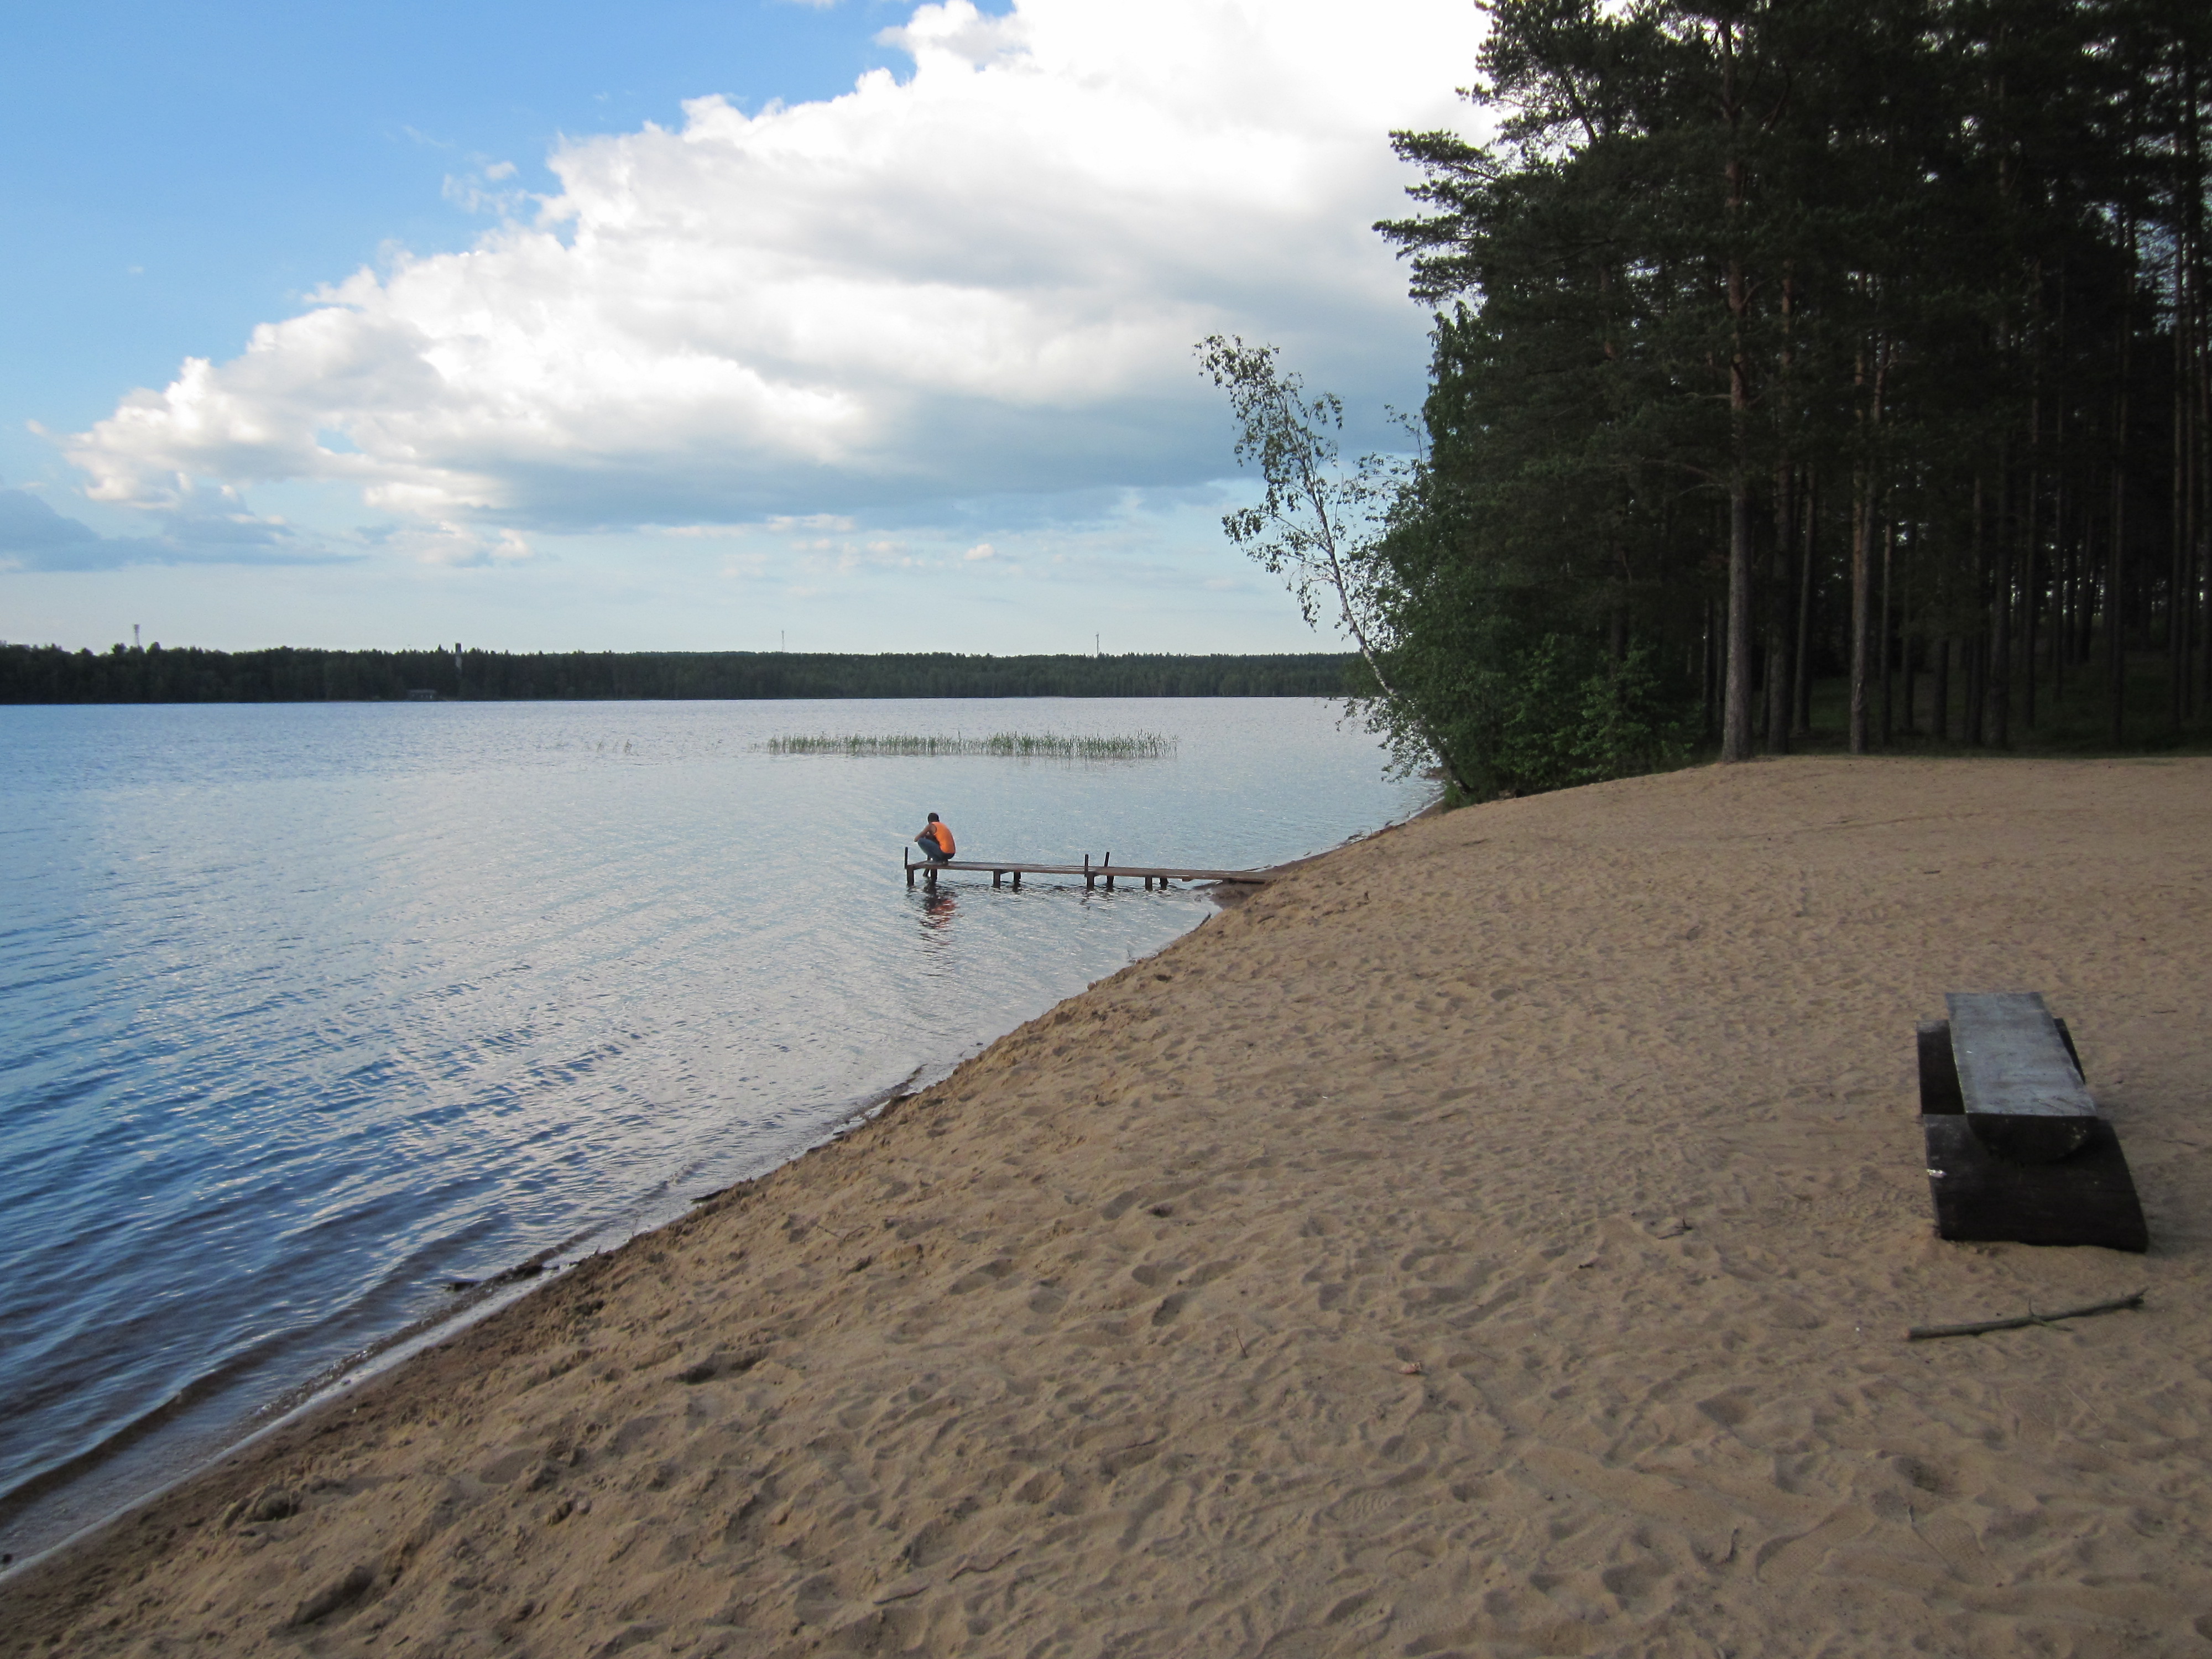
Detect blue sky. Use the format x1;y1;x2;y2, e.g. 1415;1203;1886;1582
1;1;1480;655
2;2;936;450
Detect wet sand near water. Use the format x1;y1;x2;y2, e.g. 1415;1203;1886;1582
6;755;2210;1657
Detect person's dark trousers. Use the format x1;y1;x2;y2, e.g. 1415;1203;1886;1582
921;843;952;862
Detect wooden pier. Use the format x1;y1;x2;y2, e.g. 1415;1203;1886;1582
904;851;1271;891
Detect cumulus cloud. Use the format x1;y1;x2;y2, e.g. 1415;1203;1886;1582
361;520;535;567
62;0;1480;549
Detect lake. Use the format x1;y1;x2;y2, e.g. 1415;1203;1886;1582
0;696;1425;1559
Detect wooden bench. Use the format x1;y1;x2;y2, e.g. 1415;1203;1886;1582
1916;992;2147;1252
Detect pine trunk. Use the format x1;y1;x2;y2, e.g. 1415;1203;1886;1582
1991;465;2012;749
1793;469;1817;736
1766;466;1794;753
1724;480;1755;762
1849;472;1872;754
1879;518;1895;747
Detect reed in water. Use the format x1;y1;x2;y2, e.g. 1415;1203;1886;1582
761;732;1175;760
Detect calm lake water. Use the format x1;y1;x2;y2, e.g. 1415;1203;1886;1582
0;697;1424;1558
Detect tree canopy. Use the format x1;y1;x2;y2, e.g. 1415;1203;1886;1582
1218;0;2212;799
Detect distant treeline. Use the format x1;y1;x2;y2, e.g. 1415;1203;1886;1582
0;644;1353;704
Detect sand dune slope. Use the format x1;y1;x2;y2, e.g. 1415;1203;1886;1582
7;756;2211;1658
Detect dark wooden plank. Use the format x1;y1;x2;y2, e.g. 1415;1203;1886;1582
1947;992;2098;1164
1923;1017;2084;1112
1921;1114;2148;1252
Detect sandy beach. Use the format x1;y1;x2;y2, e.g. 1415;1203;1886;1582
6;754;2210;1657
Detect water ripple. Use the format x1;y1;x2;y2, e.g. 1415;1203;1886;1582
0;697;1423;1554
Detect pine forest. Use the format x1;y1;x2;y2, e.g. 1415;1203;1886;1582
1220;0;2212;800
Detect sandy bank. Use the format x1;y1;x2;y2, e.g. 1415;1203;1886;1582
7;755;2210;1657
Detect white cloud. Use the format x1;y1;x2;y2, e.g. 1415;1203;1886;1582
963;541;995;560
353;519;534;567
441;158;529;217
764;513;858;533
64;0;1481;551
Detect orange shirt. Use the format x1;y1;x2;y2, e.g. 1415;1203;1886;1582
928;822;954;856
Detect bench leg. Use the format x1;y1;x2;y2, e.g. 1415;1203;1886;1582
1917;1021;1962;1114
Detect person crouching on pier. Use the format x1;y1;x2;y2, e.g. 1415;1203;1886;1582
915;813;956;863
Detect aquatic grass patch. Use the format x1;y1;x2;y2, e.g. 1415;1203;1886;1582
761;732;1176;760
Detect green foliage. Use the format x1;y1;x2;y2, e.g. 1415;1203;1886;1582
1201;315;1699;801
1196;336;1405;636
1199;334;1492;796
1347;611;1689;799
1352;0;2212;777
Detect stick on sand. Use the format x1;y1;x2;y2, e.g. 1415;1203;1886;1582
1906;1290;2146;1341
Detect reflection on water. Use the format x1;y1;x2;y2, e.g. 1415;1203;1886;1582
0;697;1423;1557
916;889;961;938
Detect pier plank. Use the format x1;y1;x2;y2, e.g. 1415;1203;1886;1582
905;855;1271;888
